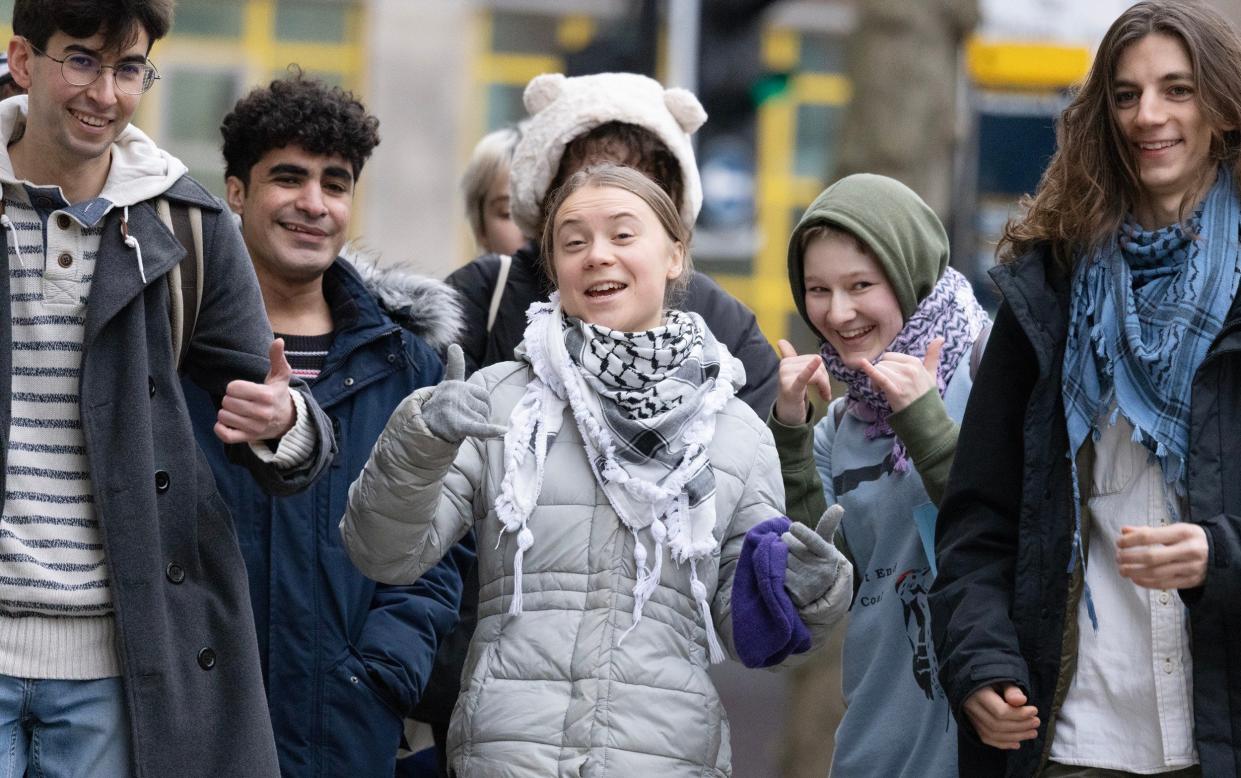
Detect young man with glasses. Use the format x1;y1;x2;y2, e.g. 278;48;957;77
0;1;335;776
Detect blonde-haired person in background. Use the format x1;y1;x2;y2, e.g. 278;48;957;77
461;124;526;257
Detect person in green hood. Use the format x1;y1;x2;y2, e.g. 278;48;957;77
769;173;990;777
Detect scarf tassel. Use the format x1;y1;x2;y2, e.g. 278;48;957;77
1067;462;1100;632
507;526;534;616
620;520;667;645
691;561;726;664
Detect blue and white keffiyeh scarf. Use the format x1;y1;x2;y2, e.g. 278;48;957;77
1060;166;1241;631
1063;166;1241;491
494;294;744;662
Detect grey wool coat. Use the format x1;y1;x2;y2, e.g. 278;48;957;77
342;361;850;778
0;175;334;777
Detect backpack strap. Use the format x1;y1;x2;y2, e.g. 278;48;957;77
970;321;991;380
156;199;205;371
486;253;512;334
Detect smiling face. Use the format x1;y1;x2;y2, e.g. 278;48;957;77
11;27;148;169
802;231;904;365
1114;33;1219;226
550;184;685;332
227;145;353;285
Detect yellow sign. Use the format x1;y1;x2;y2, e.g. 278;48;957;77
967;37;1092;90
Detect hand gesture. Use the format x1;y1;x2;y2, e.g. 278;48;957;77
963;684;1040;750
1117;523;1209;590
774;339;831;426
858;338;943;413
782;505;845;607
421;344;507;444
215;338;296;444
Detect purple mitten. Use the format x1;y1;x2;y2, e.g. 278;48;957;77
731;516;813;668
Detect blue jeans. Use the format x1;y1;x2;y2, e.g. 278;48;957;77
0;674;131;778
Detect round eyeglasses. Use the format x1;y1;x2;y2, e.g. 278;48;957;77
30;45;160;95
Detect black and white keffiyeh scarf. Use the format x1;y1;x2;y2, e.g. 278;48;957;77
494;294;744;662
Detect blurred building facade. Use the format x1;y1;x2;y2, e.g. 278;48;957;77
0;0;1239;343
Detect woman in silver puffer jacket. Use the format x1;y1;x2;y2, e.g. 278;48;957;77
341;165;850;777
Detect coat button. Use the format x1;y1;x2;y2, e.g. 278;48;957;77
57;252;73;268
387;354;397;364
165;562;185;584
154;470;170;492
55;214;70;230
197;647;216;670
343;377;355;387
148;377;156;397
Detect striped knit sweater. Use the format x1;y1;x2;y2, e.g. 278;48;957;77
0;184;116;679
280;332;334;383
0;98;323;681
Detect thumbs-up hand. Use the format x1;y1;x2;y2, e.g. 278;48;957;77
215;338;297;444
774;339;832;426
421;344;508;444
857;337;944;413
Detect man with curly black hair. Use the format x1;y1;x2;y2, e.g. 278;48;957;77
0;2;336;777
184;73;469;777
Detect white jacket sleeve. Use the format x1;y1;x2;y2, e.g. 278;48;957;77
340;379;486;585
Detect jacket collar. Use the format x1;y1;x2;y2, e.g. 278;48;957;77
988;245;1071;377
84;199;187;351
309;260;402;407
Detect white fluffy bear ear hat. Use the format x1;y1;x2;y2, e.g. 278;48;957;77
509;72;708;239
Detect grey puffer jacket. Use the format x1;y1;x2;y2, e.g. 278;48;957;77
342;361;849;778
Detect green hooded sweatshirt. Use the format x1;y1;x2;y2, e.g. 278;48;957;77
770;173;982;778
770;173;962;522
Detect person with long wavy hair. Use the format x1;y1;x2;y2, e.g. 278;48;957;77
929;2;1241;777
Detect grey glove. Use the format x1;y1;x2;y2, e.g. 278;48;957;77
782;504;845;608
421;344;507;444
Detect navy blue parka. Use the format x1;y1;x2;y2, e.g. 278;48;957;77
184;259;468;777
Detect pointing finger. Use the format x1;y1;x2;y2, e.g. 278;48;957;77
923;338;944;377
809;363;832;403
463;420;508;439
858;358;893;393
791;356;820;394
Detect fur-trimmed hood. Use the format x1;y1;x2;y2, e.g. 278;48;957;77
343;251;464;351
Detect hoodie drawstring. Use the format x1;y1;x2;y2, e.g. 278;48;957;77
0;198;23;268
121;205;147;285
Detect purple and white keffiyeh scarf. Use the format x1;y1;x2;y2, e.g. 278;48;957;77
819;266;989;471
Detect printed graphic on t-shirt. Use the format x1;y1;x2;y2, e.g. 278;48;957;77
854;563;947;704
895;566;944;702
833;453;898;497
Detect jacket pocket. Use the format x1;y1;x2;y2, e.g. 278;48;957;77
320;646;403;776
